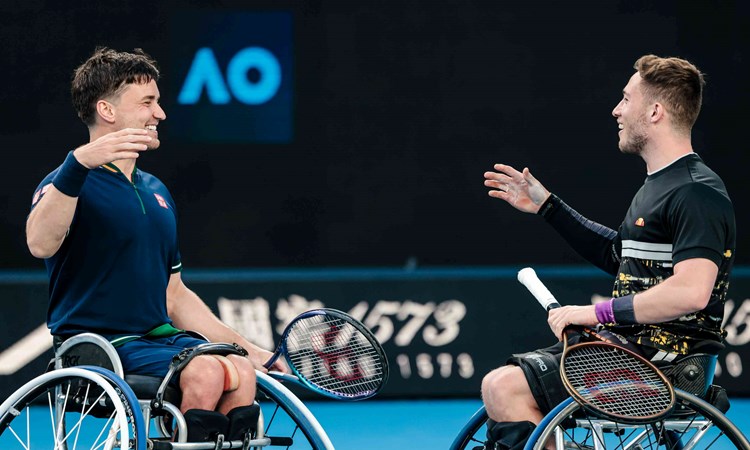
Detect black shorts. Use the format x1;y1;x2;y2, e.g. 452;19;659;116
506;341;568;414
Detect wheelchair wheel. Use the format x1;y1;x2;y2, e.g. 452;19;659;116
0;367;145;450
527;390;750;450
257;372;334;449
449;406;488;450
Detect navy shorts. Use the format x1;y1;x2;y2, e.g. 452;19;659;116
116;333;208;384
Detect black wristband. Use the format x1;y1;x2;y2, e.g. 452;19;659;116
52;151;90;197
612;294;637;325
537;193;559;219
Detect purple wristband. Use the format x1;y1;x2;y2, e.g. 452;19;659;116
595;298;615;324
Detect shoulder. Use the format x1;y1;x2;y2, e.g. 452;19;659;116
137;169;178;205
669;181;734;222
137;169;171;192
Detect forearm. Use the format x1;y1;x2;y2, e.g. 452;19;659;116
540;194;620;275
607;259;717;325
168;283;271;361
632;271;713;323
26;188;78;258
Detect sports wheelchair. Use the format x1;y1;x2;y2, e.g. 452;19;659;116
0;333;334;449
450;344;750;450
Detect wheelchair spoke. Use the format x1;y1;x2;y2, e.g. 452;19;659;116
5;423;29;450
1;370;139;450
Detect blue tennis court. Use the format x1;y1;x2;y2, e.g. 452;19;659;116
9;397;748;448
307;398;750;449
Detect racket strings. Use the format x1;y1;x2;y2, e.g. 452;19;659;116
563;345;673;421
285;314;385;397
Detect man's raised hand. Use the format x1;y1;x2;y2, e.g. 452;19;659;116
72;128;152;169
484;164;551;214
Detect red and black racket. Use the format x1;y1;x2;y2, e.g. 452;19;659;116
517;267;676;424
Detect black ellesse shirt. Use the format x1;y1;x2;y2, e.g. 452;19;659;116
542;153;736;354
610;154;735;350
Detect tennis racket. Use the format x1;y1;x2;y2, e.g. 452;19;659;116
517;267;676;424
264;308;388;401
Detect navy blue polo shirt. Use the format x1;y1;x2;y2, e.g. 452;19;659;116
31;156;182;337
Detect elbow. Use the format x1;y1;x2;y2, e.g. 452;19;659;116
686;290;712;314
26;235;59;259
27;243;55;259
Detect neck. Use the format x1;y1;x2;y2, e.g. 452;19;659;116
111;159;136;180
89;127;136;181
640;133;694;174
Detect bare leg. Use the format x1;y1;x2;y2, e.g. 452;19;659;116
482;365;543;423
216;355;257;414
179;355;225;412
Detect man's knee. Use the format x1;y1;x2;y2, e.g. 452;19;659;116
482;365;529;399
181;355;225;394
225;355;256;388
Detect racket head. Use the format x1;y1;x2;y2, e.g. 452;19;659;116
561;340;675;424
278;308;389;400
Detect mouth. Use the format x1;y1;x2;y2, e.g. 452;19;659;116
145;125;158;133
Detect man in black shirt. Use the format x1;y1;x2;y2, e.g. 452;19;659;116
480;55;736;449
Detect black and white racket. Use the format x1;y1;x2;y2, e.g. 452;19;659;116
264;308;388;401
518;267;676;424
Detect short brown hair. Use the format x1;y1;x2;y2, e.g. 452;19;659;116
71;47;160;126
634;55;705;133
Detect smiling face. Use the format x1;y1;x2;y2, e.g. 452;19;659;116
111;79;166;150
611;72;650;155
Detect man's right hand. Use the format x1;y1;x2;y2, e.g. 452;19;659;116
484;164;551;214
73;128;152;169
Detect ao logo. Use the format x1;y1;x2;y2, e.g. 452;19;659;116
178;47;282;105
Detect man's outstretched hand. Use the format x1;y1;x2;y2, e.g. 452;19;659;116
484;164;551;214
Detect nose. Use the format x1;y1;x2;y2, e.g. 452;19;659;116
612;100;622;118
154;102;167;121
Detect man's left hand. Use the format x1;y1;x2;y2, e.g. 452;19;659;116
547;305;598;341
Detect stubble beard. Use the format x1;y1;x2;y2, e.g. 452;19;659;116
618;117;648;156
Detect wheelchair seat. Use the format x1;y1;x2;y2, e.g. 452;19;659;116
53;333;183;406
655;345;721;399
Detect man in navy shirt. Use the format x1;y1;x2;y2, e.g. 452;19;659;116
27;47;283;439
480;55;735;449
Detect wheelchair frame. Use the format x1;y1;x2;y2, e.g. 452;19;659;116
0;333;335;450
450;357;750;450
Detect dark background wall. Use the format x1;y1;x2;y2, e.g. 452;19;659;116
1;0;748;270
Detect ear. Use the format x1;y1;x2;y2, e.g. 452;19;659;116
649;102;665;124
95;99;116;124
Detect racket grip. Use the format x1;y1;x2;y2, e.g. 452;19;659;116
517;267;561;311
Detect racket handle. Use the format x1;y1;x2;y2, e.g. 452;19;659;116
517;267;561;311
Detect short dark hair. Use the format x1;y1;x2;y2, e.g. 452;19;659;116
634;55;705;134
71;47;160;126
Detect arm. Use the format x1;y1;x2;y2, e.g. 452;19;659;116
546;257;717;340
26;129;152;258
26;186;79;258
484;164;619;274
630;258;717;323
166;272;285;372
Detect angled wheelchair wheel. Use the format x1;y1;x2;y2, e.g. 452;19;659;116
527;390;750;450
449;405;488;450
0;367;145;450
257;372;334;449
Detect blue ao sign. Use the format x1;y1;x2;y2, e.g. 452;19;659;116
168;12;293;143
